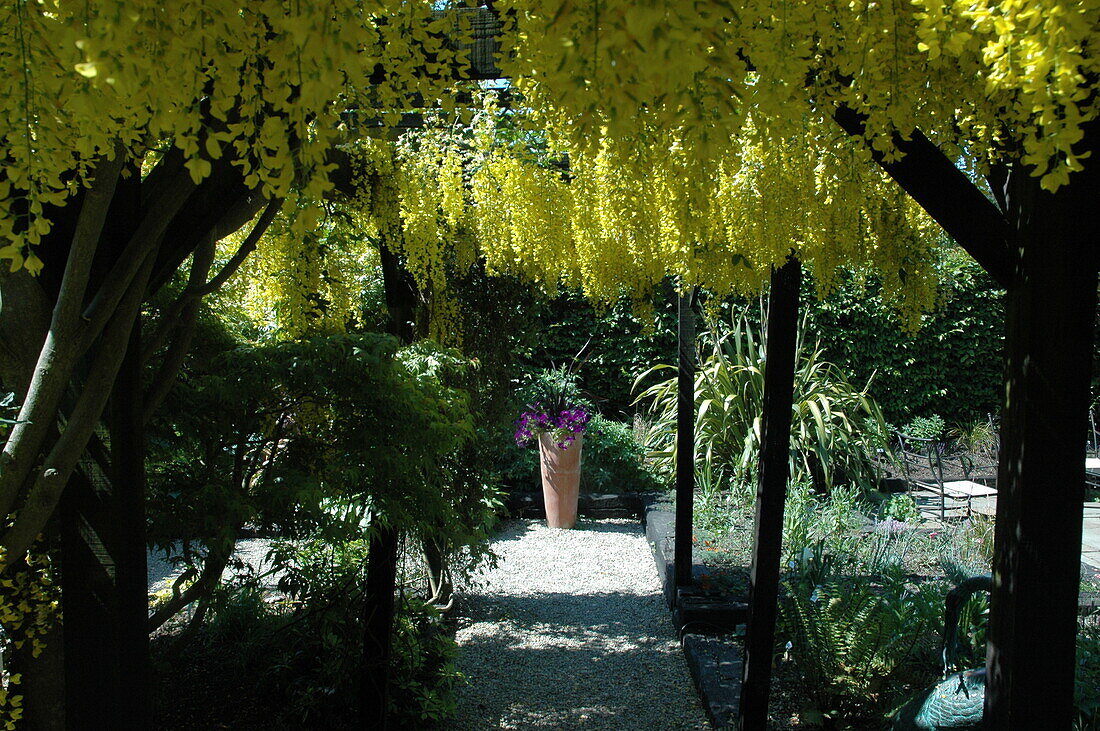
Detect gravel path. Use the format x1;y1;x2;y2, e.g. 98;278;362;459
147;539;281;594
450;518;710;729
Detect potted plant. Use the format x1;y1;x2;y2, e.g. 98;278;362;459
514;368;591;529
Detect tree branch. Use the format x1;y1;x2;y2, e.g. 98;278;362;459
80;170;197;346
1;248;156;560
196;198;281;297
0;151;125;522
0;269;51;394
147;536;235;633
140;198;280;424
147;160;260;295
141;236;216;426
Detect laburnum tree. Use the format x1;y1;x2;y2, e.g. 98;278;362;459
0;1;1097;728
405;5;1097;728
0;1;482;725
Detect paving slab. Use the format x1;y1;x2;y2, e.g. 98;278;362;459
912;491;1100;572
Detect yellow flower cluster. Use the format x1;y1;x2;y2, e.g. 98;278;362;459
498;0;1097;190
229;201;379;341
432;105;939;329
0;0;476;273
3;0;1093;323
0;546;61;728
911;0;1099;190
336;132;474;344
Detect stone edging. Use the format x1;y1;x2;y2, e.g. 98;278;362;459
643;499;745;729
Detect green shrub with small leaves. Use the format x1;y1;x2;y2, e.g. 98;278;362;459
879;494;922;524
262;537;462;728
804;250;1005;425
902;414;946;441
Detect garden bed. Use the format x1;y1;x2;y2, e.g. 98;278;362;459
644;488;1100;729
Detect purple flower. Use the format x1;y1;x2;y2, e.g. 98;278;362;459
874;518;908;535
514;403;591;448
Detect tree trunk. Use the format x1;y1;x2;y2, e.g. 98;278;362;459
380;241;419;344
361;524;399;730
423;535;452;607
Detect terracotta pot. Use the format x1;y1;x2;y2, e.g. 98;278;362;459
538;432;583;529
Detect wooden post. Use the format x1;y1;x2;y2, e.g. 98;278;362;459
113;319;149;728
675;288;697;590
59;165;147;728
740;257;801;729
987;146;1099;727
60;468;118;726
59;317;148;728
362;523;399;729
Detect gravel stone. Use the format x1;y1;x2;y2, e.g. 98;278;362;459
147;538;281;593
451;518;710;729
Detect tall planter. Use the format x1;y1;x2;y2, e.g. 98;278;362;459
538;433;583;529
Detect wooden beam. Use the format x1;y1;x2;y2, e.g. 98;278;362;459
61;469;122;725
362;523;400;729
59;162;147;728
112;319;149;728
832;106;1013;288
675;288;697;590
987;125;1100;726
740;256;801;729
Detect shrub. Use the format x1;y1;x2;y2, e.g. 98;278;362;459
940;517;995;582
804;250;1005;425
902;414;946;441
260;537;462;728
778;568;942;723
581;414;663;492
1077;620;1100;729
949;418;999;462
879;493;922;524
636;311;888;493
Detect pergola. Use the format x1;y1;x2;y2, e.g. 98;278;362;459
2;6;1096;730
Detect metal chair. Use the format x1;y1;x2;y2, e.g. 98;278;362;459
896;432;997;521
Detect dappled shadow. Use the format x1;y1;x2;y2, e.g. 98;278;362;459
450;518;708;729
452;590;707;730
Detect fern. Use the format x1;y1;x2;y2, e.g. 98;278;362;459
779;575;939;717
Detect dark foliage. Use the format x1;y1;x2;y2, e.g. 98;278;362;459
804;251;1005;425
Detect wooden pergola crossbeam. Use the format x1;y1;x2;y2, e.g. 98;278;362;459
831;106;1013;289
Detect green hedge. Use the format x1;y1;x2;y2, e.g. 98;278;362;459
804;249;1005;426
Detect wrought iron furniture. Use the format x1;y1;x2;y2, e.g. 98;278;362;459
895;433;998;521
